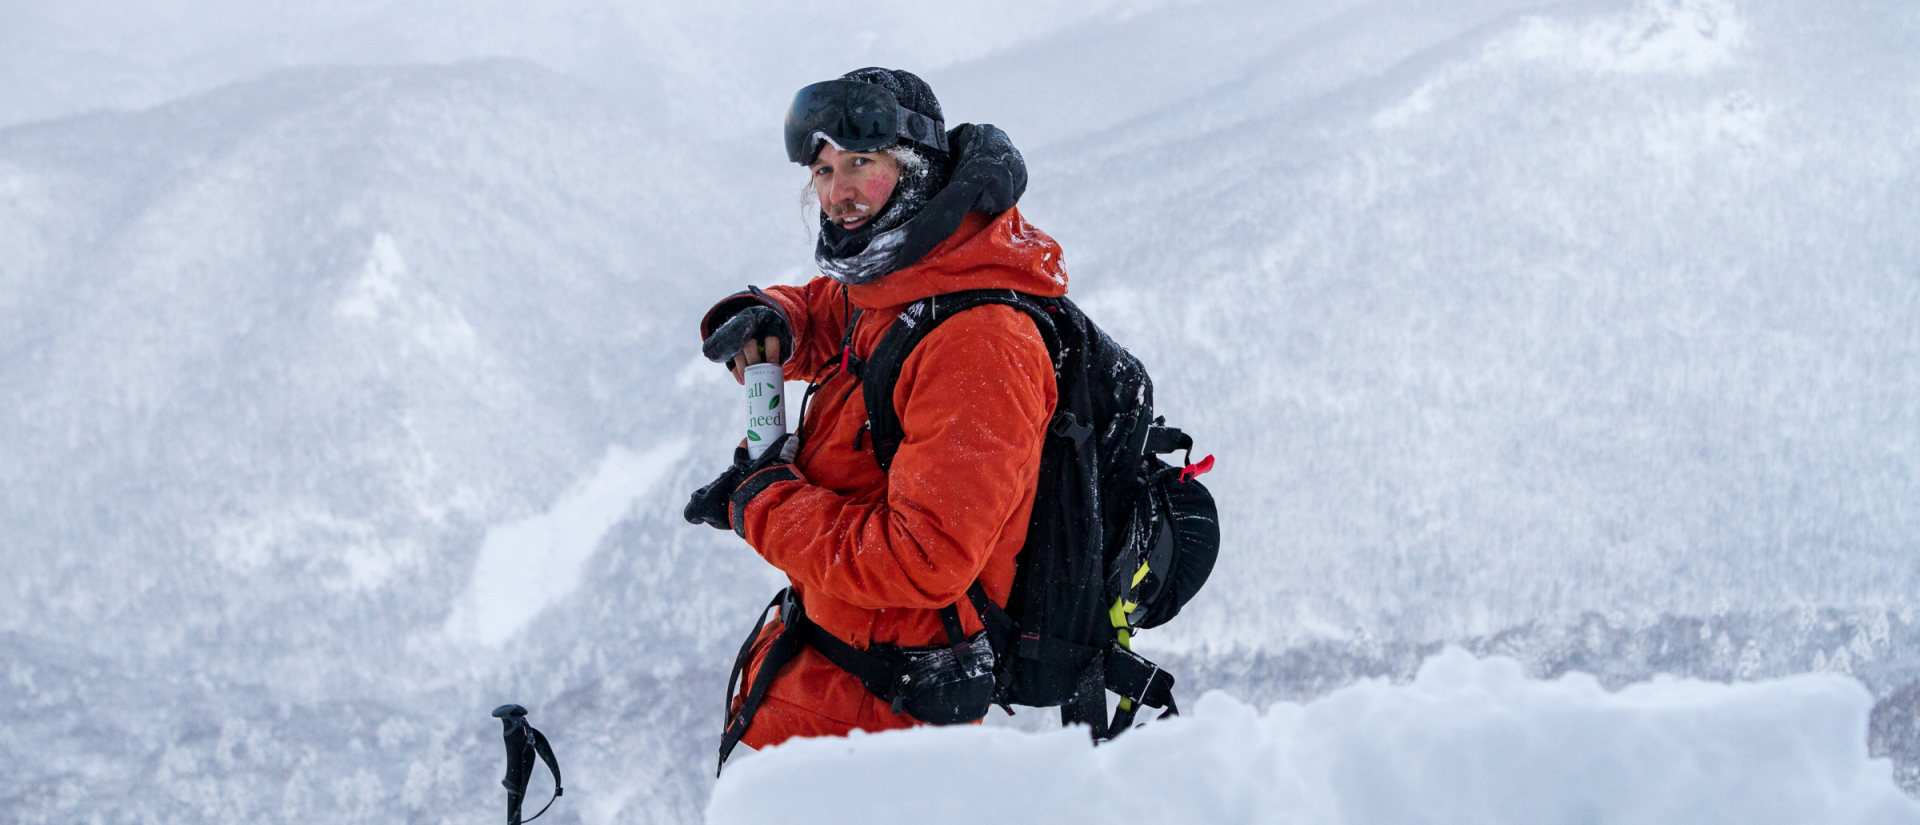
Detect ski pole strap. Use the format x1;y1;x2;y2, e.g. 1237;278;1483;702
492;704;563;825
719;589;808;776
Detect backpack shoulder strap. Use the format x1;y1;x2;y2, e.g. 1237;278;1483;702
857;289;1062;472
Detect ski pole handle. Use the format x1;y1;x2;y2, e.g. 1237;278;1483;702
491;703;561;824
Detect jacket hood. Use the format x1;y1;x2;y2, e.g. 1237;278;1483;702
816;123;1028;285
845;206;1068;311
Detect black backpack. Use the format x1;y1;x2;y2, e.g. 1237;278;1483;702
719;288;1219;773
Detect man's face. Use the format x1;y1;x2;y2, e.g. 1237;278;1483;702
810;144;899;232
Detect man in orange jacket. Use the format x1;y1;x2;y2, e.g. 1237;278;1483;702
683;67;1067;761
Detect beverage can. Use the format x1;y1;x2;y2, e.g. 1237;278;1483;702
743;362;786;459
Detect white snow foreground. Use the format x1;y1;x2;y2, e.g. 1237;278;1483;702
708;649;1919;825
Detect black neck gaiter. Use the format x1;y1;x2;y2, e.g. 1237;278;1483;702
816;148;948;283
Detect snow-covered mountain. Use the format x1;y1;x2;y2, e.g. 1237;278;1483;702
956;0;1920;648
0;0;1174;133
3;58;770;676
3;0;1915;822
0;58;787;823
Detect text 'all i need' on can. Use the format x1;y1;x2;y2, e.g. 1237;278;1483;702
743;362;786;459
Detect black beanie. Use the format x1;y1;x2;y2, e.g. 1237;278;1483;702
816;67;954;268
839;67;951;168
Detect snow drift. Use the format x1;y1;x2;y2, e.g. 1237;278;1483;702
711;650;1920;825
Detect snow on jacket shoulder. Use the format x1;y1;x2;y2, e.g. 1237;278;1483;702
701;206;1066;747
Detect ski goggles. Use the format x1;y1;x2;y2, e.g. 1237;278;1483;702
784;79;948;165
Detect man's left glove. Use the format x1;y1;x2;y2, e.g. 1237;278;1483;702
682;434;803;537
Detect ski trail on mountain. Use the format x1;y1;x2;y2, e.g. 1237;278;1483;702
446;439;691;647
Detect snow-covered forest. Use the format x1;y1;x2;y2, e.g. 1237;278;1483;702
3;1;1916;822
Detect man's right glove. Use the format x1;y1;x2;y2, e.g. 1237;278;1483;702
701;304;793;365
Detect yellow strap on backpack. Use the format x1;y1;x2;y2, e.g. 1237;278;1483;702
1109;561;1152;710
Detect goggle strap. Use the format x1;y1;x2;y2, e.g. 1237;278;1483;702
897;108;948;153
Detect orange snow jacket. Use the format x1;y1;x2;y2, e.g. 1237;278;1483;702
700;207;1067;749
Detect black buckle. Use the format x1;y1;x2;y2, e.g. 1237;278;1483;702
1050;412;1093;445
778;589;801;625
1144;425;1191;455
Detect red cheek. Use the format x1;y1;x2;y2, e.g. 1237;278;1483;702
859;174;897;204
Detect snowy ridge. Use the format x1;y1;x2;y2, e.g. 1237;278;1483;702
712;650;1920;825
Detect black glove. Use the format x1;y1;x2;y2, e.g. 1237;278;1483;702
683;449;750;530
727;434;803;538
702;304;793;365
683;434;803;535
